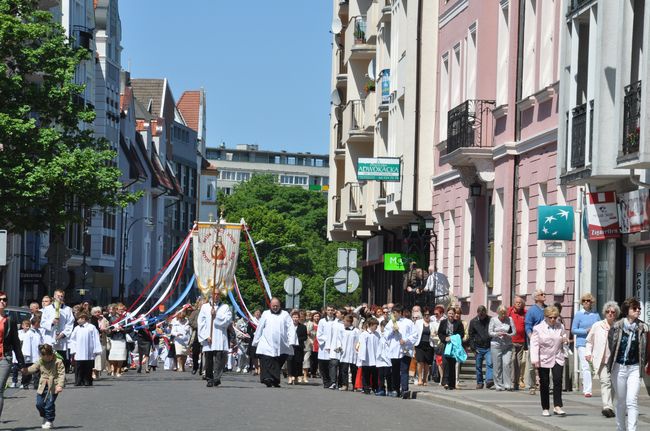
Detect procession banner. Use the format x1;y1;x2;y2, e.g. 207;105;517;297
618;189;649;234
192;220;242;298
585;191;620;240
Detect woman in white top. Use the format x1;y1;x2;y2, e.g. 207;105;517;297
585;300;619;418
171;310;192;372
488;305;516;391
414;309;435;385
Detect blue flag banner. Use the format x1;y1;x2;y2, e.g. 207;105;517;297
537;205;575;241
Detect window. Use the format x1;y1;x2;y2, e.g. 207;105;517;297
102;212;116;230
294;176;307;185
451;44;461;108
496;2;510;106
539;0;555;88
518;188;530;294
221;171;236;181
439;53;450;140
465;23;477;101
521;0;537;98
206;183;213;200
280;175;293;184
315;159;324;167
102;235;115;256
287;157;296;165
236;172;250;181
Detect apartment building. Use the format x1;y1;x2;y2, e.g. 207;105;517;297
558;0;649;313
327;0;438;305
206;145;329;196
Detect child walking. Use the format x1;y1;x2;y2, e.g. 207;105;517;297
22;344;65;429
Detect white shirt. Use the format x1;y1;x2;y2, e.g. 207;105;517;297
171;318;191;347
198;302;232;352
69;323;102;361
339;326;360;364
327;320;345;360
316;317;335;360
375;331;392;367
21;328;44;364
41;303;74;350
385;317;418;359
357;330;380;366
252;310;296;357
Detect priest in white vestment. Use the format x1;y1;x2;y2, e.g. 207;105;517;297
41;289;75;372
252;298;296;387
198;298;232;387
69;313;102;386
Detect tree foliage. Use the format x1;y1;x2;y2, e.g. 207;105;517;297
0;0;138;233
218;174;361;311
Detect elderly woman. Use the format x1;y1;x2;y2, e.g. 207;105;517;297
489;305;516;391
436;307;465;390
90;306;109;379
107;303;129;377
585;301;619;418
530;306;568;417
607;297;649;431
572;293;600;397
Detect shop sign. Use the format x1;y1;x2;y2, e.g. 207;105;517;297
585;192;620;240
537;206;574;241
618;189;649;234
383;253;417;271
357;158;400;181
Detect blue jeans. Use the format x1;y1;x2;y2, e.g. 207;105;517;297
36;385;58;423
475;347;493;384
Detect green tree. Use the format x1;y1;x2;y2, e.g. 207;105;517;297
0;0;137;234
218;174;361;310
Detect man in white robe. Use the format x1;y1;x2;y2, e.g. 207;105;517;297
316;305;335;388
252;298;296;387
40;289;75;373
69;313;102;386
198;297;232;387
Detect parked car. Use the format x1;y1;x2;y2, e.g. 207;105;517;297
6;306;31;328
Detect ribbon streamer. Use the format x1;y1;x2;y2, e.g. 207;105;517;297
133;275;196;330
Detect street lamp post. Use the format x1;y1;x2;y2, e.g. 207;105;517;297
119;216;152;303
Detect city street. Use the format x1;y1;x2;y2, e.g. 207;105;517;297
1;371;509;431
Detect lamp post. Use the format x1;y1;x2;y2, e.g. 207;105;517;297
119;216;153;303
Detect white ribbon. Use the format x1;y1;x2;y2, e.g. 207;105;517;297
243;221;273;300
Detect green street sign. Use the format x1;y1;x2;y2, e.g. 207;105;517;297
538;205;574;241
357;157;400;181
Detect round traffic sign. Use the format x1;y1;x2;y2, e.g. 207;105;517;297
283;276;303;295
333;269;359;293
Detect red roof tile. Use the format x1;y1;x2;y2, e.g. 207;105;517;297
177;91;201;132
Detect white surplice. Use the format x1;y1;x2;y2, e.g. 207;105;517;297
357;329;380;367
197;302;232;352
41;303;74;350
339;327;360;364
252;310;296;357
69;323;102;361
21;328;44;364
316;317;334;360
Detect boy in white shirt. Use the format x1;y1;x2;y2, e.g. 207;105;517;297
357;317;380;394
22;315;45;389
375;319;393;396
338;314;359;391
11;319;31;388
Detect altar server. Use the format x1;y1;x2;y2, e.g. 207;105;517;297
69;312;102;386
338;314;359;390
357;317;380;394
198;296;232;388
252;298;296;387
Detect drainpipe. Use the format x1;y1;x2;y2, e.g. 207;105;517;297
411;0;425;253
509;157;519;306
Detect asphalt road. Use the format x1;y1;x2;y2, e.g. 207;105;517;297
1;371;510;431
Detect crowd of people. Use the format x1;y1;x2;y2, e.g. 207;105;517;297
0;288;648;430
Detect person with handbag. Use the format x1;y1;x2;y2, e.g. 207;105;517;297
607;297;649;431
436;307;464;390
530;306;569;417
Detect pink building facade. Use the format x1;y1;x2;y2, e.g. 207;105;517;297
432;0;577;317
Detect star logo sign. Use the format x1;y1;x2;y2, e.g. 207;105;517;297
543;212;565;237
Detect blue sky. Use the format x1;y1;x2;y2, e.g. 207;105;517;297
120;0;333;155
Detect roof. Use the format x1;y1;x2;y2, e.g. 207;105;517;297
134;132;174;192
119;134;147;182
131;79;165;118
177;91;201;132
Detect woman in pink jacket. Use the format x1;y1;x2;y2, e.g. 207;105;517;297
530;306;569;417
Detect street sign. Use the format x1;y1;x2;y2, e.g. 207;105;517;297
0;230;6;266
286;294;300;309
337;248;357;269
283;276;303;295
333;269;359;293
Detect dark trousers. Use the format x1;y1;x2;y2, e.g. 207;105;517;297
36;385;58;422
74;360;93;386
287;347;304;378
400;356;411;393
17;363;34;387
259;354;288;386
56;350;70;374
339;362;357;388
192;338;202;372
442;355;457;388
539;364;564;410
390;358;401;392
361;365;378;393
328;359;340;387
309;350;318;377
378;366;392;391
318;359;331;388
204;350;227;384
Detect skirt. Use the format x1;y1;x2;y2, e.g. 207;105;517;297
302;349;311;369
415;343;434;364
174;341;188;356
108;339;127;361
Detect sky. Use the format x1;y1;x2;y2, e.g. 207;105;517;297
120;0;333;155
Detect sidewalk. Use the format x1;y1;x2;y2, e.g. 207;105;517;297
413;380;650;431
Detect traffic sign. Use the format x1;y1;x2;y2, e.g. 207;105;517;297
337;248;357;269
286;294;300;309
283;276;303;295
333;269;359;293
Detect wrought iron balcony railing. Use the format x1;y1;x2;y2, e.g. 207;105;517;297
446;99;496;154
571;103;587;168
567;0;594;15
623;80;641;155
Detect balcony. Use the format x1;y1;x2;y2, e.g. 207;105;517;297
570;103;587;168
343;99;373;143
333;122;345;160
341;182;365;221
345;16;374;61
73;26;93;52
336;49;347;85
622;80;641;156
567;0;595;16
380;0;392;22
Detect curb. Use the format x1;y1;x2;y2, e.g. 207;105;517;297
415;391;565;431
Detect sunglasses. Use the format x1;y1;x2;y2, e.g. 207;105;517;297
631;307;641;311
582;299;592;303
605;310;616;315
0;297;8;302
